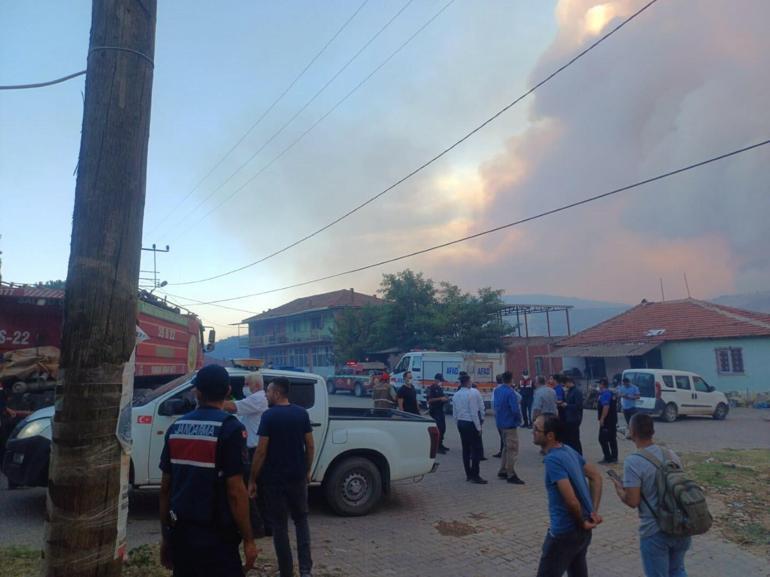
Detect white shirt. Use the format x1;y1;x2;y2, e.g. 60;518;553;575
452;387;484;430
234;390;268;448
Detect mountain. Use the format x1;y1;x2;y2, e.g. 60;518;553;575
502;294;630;337
711;290;770;314
206;335;248;362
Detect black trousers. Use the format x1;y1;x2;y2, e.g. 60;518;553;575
263;480;312;577
521;397;533;427
598;425;618;461
429;410;446;445
246;447;270;534
537;528;592;577
563;423;583;455
457;420;482;479
623;408;638;425
170;524;243;577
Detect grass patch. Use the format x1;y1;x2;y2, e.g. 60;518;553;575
683;449;770;556
0;546;40;577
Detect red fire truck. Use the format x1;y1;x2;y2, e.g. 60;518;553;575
0;283;213;410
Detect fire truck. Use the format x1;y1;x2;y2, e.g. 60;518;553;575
0;283;214;411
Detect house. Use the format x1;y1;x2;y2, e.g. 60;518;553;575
242;288;383;377
551;298;770;393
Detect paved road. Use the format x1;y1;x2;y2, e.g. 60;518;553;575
2;397;768;576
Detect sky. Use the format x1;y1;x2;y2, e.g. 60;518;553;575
2;0;769;338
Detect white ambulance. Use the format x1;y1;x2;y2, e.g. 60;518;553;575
390;351;505;408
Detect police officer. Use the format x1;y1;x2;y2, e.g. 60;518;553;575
159;364;258;576
426;373;450;453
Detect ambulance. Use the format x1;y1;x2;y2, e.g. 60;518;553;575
390;351;505;408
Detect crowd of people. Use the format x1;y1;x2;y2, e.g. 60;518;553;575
158;364;706;577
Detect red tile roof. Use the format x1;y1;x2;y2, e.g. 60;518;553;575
243;289;384;322
557;298;770;347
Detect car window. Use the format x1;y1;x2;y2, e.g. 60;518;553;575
675;376;691;390
394;357;409;373
230;375;246;400
692;376;710;393
264;376;316;409
662;375;674;389
634;373;655;397
132;373;193;406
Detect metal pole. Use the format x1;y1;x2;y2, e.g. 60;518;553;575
566;308;572;336
524;312;530;374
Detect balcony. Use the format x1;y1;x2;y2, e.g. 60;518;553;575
249;330;330;348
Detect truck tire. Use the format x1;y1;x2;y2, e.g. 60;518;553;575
354;383;364;398
713;402;729;420
324;457;382;516
662;402;678;423
327;380;336;395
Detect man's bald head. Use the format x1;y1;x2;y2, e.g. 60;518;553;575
245;372;264;393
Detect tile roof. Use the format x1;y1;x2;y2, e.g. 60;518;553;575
242;289;384;323
557;298;770;347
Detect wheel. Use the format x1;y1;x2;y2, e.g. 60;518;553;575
662;402;678;422
354;383;363;398
713;402;729;420
326;379;336;395
323;457;383;516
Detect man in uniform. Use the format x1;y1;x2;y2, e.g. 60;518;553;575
159;364;257;577
371;373;397;409
519;370;534;428
596;378;618;464
426;373;450;453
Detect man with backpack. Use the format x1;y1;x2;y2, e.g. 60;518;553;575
609;413;711;577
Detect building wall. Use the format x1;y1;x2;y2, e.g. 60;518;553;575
505;340;563;377
660;337;770;394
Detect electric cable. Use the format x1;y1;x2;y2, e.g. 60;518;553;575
170;0;659;286
176;138;770;305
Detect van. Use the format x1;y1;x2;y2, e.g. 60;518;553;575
621;369;729;422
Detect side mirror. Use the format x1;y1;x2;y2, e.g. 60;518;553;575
206;329;216;352
158;398;191;416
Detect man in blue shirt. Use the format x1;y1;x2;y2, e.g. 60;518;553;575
249;377;315;577
493;371;524;484
596;378;618;464
618;377;641;425
532;414;603;577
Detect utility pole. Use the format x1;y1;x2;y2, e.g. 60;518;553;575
43;2;156;576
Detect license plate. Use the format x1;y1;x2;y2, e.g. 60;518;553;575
12;452;24;465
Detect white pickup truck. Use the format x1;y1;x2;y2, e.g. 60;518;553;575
2;368;439;516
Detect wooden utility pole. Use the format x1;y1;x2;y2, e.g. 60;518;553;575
43;2;156;576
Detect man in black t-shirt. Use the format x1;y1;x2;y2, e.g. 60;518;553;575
426;373;450;453
249;377;314;577
396;371;420;415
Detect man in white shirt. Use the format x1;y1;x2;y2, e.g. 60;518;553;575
224;372;268;451
223;371;269;535
452;373;487;484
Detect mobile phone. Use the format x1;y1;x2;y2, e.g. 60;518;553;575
606;469;621;482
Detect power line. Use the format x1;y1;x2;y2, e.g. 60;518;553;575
0;69;86;90
170;0;659;286
146;0;371;236
178;0;457;242
175;138;770;305
156;290;259;315
161;0;415;240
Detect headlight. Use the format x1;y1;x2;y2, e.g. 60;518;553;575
16;418;52;440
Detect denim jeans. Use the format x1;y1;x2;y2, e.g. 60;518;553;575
640;531;691;577
263;480;312;577
536;528;592;577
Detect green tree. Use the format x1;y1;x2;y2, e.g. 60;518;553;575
377;270;438;350
331;305;385;363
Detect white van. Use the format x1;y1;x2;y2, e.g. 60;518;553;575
621;369;729;422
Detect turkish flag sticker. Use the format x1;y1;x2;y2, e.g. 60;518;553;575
137;415;153;425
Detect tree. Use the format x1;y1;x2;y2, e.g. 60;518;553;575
36;280;66;289
377;270;438;350
43;2;157;576
331;305;385;363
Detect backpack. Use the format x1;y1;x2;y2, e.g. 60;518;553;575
637;448;712;537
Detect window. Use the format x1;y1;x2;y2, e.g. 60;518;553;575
715;348;744;374
634;373;655;397
534;357;544;376
264;376;316;409
394;356;410;373
311;316;323;330
675;376;691;390
693;376;711;393
662;375;674;389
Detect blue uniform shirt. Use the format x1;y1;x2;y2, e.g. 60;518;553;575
554;384;565;402
160;407;247;528
543;445;594;535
